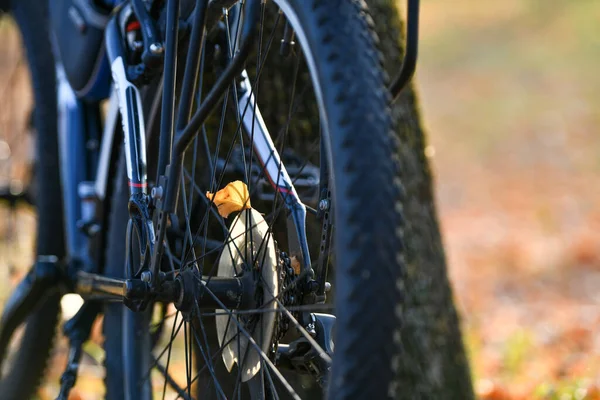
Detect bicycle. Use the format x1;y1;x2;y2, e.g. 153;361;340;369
0;0;419;398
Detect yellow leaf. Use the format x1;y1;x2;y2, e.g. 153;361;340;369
206;181;251;218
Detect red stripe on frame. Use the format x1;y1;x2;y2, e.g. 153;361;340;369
126;21;141;32
128;181;147;188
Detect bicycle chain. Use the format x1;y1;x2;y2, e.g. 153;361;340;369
269;248;302;358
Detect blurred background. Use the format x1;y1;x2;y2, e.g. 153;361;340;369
1;0;600;398
419;0;600;398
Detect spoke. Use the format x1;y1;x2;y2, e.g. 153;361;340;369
200;303;334;316
201;123;214;177
273;296;331;363
188;321;194;398
196;42;215;179
179;5;284;273
177;329;241;396
283;46;303;153
176;205;314;307
149;310;179;330
139;313;184;389
165;233;182;271
243;1;270;285
264;363;280;400
182;168;229;234
154;358;193;400
225;5;249;186
180;84;232;271
188;318;228;399
244;220;334;367
260;42;305;229
186;196;289;279
196;278;302;400
192;124;320;274
229;304;246;400
180;171;199;270
209;90;319;278
251;226;332;364
160;3;335;399
193;296;230;398
185;41;207;233
184;321;192;398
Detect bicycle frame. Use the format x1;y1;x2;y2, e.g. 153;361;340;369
72;0;312;303
0;0;420;387
0;0;421;396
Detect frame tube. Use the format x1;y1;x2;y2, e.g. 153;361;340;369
156;0;181;182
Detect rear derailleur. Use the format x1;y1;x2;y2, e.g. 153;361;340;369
277;313;336;388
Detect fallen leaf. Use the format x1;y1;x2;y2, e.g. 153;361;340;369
206;181;251;218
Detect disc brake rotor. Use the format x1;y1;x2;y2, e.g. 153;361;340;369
216;208;278;382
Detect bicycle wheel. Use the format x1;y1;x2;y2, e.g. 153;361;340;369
104;0;404;398
0;0;64;399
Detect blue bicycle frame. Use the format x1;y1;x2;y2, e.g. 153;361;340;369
0;0;420;396
55;0;312;287
53;0;419;288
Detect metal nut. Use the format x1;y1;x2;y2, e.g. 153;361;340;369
149;42;164;54
318;199;330;211
141;271;152;283
151;186;163;200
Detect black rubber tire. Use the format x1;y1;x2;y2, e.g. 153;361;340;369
277;1;404;398
105;0;404;399
102;152;129;400
0;1;65;399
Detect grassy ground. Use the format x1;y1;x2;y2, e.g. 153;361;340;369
2;0;600;398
